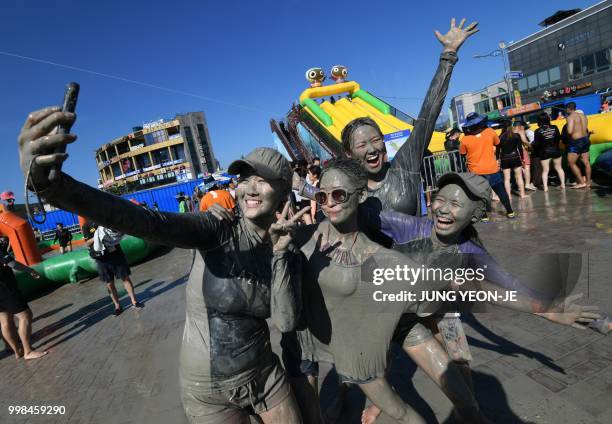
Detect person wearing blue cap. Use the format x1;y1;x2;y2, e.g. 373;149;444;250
459;112;515;220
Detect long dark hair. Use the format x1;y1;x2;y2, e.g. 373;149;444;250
537;112;551;127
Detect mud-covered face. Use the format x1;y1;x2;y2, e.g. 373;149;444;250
348;125;386;175
431;184;480;238
236;169;285;222
319;169;364;226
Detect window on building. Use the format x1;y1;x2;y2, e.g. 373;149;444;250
474;99;491;115
107;148;116;159
172;144;186;161
111;163;121;177
568;58;581;80
152;129;168;144
196;124;208;143
549;66;561;84
184;126;194;143
151;149;169;165
518;77;528;92
595;48;611;72
144;133;155;146
493;94;511;109
538;70;549;88
581;53;595;75
527;74;538;92
183;126;202;175
135;154;151;169
116;141;129;155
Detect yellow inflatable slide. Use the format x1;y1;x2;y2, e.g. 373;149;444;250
299;81;447;154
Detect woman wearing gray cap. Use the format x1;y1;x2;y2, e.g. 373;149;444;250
17;108;307;423
360;170;600;422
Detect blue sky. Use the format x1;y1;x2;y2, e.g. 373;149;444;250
0;0;596;197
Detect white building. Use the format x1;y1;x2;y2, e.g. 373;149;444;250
449;81;512;127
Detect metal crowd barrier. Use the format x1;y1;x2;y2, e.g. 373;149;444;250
421;150;467;193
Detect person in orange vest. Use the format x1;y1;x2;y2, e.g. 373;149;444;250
199;181;236;212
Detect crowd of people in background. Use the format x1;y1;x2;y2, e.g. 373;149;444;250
443;101;595;221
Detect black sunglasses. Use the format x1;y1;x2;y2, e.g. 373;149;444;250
314;189;360;205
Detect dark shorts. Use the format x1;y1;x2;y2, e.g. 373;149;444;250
0;276;28;314
96;247;130;283
181;354;291;424
568;137;590;154
539;149;562;160
392;314;433;347
500;156;523;170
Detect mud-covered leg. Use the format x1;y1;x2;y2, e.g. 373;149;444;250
358;378;425;424
259;391;302;424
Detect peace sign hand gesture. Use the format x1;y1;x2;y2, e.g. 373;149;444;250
269;201;310;253
435;18;479;54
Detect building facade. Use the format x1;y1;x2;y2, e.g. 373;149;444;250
449;81;512;127
508;1;612;107
95;112;218;194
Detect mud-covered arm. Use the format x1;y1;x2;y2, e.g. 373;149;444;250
18;107;228;251
393;51;459;172
460;279;600;328
466;249;545;299
270;247;302;332
360;207;428;244
37;173;226;250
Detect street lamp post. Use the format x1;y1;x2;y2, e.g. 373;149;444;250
474;41;515;108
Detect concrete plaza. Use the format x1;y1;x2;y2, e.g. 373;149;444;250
1;186;611;423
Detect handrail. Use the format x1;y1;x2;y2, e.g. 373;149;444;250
299;81;361;103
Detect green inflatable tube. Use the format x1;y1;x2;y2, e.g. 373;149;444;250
301;98;333;126
15;236;159;297
352;90;391;115
589;142;612;165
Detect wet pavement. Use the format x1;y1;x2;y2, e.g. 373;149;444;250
0;186;611;424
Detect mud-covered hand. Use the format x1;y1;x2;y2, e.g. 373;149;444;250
207;203;235;222
18;107;77;189
269;201;310;253
435;18;479;53
539;293;601;329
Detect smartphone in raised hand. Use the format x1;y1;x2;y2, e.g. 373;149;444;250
48;82;79;182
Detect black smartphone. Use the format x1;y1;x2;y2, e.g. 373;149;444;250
49;82;79;182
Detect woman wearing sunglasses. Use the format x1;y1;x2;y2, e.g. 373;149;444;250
17;108;306;424
293;158;445;424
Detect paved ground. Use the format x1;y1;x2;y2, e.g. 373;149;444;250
0;186;610;424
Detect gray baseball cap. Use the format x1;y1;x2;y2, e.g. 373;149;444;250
437;172;492;207
228;148;292;190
